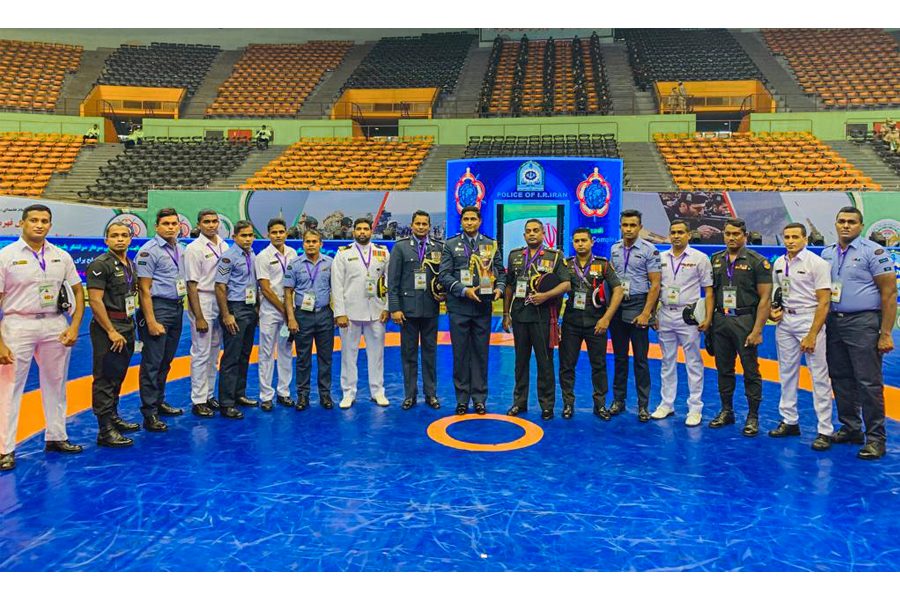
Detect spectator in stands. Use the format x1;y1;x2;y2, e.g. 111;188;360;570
255;125;273;150
666;87;679;114
677;81;688;113
880;121;899;152
124;126;144;150
84;124;100;143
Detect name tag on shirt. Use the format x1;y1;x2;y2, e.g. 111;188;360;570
175;277;187;297
125;294;137;317
574;291;587;310
38;283;55;308
366;279;377;298
621;278;631;298
831;282;842;303
782;277;791;298
723;286;737;310
515;279;527;299
245;287;256;305
414;270;427;290
665;286;681;305
301;292;315;312
460;269;473;287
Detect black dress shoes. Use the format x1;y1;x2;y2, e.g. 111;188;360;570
456;403;468;415
811;434;832;451
45;440;83;453
276;395;295;408
541;409;554;420
0;452;15;471
742;416;760;437
320;398;334;410
157;402;184;416
111;415;141;432
769;422;801;437
192;404;215;418
425;396;441;410
858;441;886;460
401;398;417;410
507;405;526;416
220;407;244;420
832;428;865;445
474;403;487;415
562;405;574;419
261;400;274;412
709;410;735;428
97;428;133;448
207;398;220;410
593;406;611;421
609;400;626;416
637;407;650;423
237;396;258;407
143;415;168;432
296;397;310;411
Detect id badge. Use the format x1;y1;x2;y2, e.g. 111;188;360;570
723;286;738;310
515;279;527;299
782;277;791;298
365;278;377;298
460;269;473;287
574;291;587;310
831;282;842;303
125;294;137;317
479;275;493;295
665;286;681;305
245;287;256;305
279;325;291;339
301;292;315;312
621;278;631;298
38;282;55;307
414;269;427;291
175;276;187;297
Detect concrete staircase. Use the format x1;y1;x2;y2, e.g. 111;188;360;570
409;145;465;191
826;140;900;190
296;43;375;119
41;143;126;201
729;30;817;112
434;45;491;118
618;142;675;191
56;48;116;116
601;43;656;115
181;50;246;119
208;145;288;189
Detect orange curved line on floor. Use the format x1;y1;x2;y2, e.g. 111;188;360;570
426;414;544;452
15;332;900;444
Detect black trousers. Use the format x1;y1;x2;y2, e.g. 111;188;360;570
219;302;258;408
448;311;491;406
609;309;651;409
826;311;886;443
511;318;555;411
559;318;609;408
90;319;135;428
400;316;438;400
293;306;334;401
139;298;183;419
712;312;762;414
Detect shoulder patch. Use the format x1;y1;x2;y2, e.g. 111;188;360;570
763;260;771;269
875;248;885;255
339;246;352;252
140;252;150;257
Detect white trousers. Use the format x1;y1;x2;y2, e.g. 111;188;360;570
776;310;834;435
258;310;293;401
339;319;385;400
656;307;704;413
188;292;221;405
0;314;71;454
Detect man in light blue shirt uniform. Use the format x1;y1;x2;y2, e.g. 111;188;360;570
214;220;260;419
285;229;335;411
821;206;897;460
136;208;188;431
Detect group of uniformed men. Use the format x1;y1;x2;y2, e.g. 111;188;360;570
0;203;895;471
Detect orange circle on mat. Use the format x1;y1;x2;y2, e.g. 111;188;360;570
426;414;544;452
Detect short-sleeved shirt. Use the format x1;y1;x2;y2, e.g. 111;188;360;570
772;249;831;310
136;235;186;300
561;254;621;326
505;246;567;323
0;238;81;316
660;246;713;307
184;235;229;293
609;237;661;297
255;243;298;316
285;253;333;310
214;245;258;302
710;247;773;309
86;251;137;328
821;237;895;313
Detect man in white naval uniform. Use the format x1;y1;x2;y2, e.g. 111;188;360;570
331;217;390;409
768;222;834;451
255;217;298;411
184;209;230;418
0;204;86;471
651;219;714;426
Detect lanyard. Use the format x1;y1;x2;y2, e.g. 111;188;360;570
784;254;792;277
162;243;180;269
206;241;222;259
416;237;428;263
304;259;321;285
574;255;593;285
622;245;634;274
669;251;687;279
29;245;46;272
124;259;134;289
523;247;542;273
275;251;287;274
356;243;372;271
836;245;851;276
462;236;478;258
243;251;253;278
726;254;738;284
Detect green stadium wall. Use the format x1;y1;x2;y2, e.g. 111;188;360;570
0;112;105;136
140;118;355;146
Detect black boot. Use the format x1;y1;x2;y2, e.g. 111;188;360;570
97;427;133;448
110;415;141;432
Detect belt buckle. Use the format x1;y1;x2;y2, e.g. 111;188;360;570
35;313;47;320
722;308;733;316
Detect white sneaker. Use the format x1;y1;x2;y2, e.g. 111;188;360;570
373;395;390;407
685;412;702;427
339;397;354;410
650;406;674;420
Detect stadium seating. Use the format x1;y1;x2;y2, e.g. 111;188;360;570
0;39;82;113
340;33;475;94
866;135;900;176
206;42;354;118
0;132;82;197
80;137;253;205
96;42;220;98
464;133;619;158
243;137;433;191
479;34;611;117
622;29;764;91
762;28;900;109
655;131;880;191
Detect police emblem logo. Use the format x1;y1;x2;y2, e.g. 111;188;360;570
517;160;545;192
454;167;486;214
575;167;611;218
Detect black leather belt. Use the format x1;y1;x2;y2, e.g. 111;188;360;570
833;309;879;318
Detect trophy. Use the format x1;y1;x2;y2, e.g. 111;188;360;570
422;251;446;302
469;242;496;296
